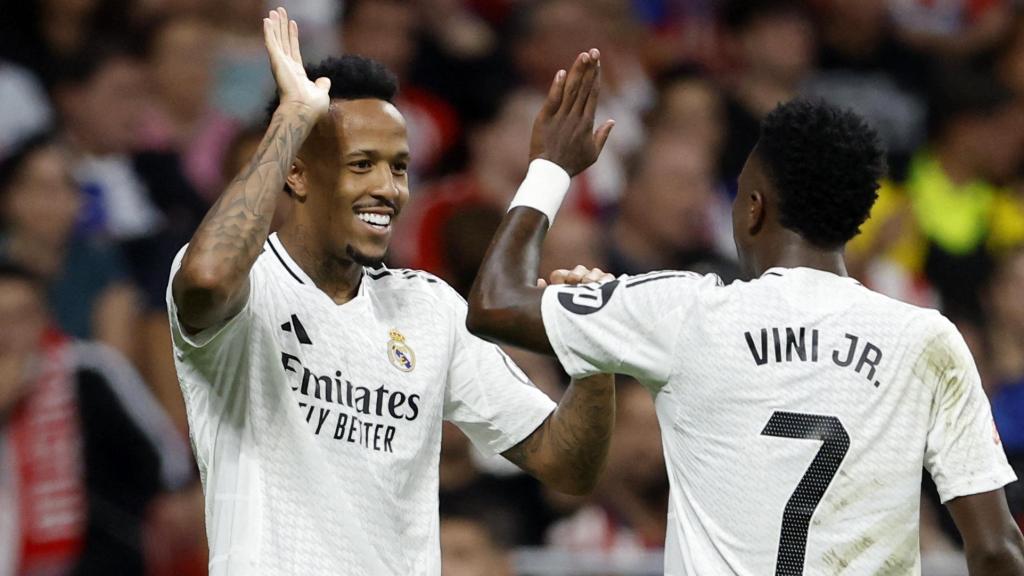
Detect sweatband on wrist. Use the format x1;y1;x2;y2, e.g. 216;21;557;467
508;159;571;227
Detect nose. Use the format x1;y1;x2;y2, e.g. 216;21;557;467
370;163;402;203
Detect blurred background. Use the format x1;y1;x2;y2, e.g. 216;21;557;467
0;0;1023;574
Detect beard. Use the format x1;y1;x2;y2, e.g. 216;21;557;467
346;244;386;268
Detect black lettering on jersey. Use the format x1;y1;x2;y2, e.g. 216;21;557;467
785;328;806;362
745;327;820;366
388;391;407;419
833;334;858;367
557;280;620;315
406;394;420;421
831;333;885;387
280;314;313;345
745;329;769;366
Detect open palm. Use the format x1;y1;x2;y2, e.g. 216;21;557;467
264;7;330;119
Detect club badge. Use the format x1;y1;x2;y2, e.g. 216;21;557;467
388;329;415;372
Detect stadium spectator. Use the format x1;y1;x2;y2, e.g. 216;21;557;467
548;378;668;554
508;0;650;207
719;0;816;185
140;15;240;201
339;0;461;179
208;0;276;124
51;43;205;308
395;89;601;282
440;513;513;576
0;261;193;575
439;422;561;547
606;132;737;279
649;67;726;162
803;0;931;176
0;132;141;364
900;67;1024;323
890;0;1015;58
988;248;1024;454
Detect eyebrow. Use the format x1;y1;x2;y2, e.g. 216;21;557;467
345;149;411;159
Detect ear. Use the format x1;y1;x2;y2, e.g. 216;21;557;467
286;157;307;200
748;189;766;236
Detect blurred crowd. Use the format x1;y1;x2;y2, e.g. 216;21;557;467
1;0;1024;574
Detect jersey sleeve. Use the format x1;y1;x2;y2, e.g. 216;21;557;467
165;245;261;400
541;271;720;385
923;318;1017;503
441;289;556;456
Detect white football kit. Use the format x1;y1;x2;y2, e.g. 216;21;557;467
167;233;555;576
541;267;1016;576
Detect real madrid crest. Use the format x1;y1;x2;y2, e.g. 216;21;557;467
387;328;415;372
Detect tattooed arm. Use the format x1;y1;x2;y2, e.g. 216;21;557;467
502;373;615;495
173;7;330;332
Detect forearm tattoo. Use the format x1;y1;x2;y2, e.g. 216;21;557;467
504;375;614;490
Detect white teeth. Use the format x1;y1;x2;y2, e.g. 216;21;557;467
356;213;391;227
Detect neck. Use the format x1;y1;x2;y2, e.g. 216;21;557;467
751;230;848;277
277;224;363;304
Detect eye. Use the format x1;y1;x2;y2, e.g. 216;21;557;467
349;159;373;172
392;161;409;175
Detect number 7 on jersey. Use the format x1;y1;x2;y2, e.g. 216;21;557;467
761;411;850;576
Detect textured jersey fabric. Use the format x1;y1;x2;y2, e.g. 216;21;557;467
167;233;555;576
542;267;1016;575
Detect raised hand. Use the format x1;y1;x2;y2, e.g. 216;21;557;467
264;7;330;119
529;49;615;177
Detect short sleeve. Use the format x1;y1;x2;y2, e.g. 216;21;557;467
923;320;1017;503
442;290;556;456
166;245;256;354
541;271;720;385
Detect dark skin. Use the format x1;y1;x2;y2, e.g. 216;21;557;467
173;9;613;495
467;53;1024;575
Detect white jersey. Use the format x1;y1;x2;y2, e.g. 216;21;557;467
167;233;555;576
541;267;1016;576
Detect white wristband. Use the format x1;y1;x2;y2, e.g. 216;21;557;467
508;159;571;227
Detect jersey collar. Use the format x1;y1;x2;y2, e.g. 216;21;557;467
266;233;370;302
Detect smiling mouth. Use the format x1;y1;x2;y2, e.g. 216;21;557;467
355;211;392;231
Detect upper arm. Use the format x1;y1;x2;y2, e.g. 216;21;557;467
923;319;1017;503
947;490;1024;571
171;245;252;333
541;272;718;383
170;245;251;335
166;246;256;350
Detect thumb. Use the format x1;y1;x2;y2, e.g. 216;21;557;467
594;119;615;156
314;77;331;92
536;278;548;288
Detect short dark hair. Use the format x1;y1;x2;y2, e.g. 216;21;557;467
265;55;399;123
756;99;886;249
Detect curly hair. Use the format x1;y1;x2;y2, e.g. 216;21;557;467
266;55;398;123
756;99;886;249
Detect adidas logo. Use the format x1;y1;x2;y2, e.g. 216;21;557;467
281;314;313;345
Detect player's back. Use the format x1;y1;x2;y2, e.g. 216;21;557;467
658;267;1010;575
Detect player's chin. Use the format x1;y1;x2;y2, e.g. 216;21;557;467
346;239;389;268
